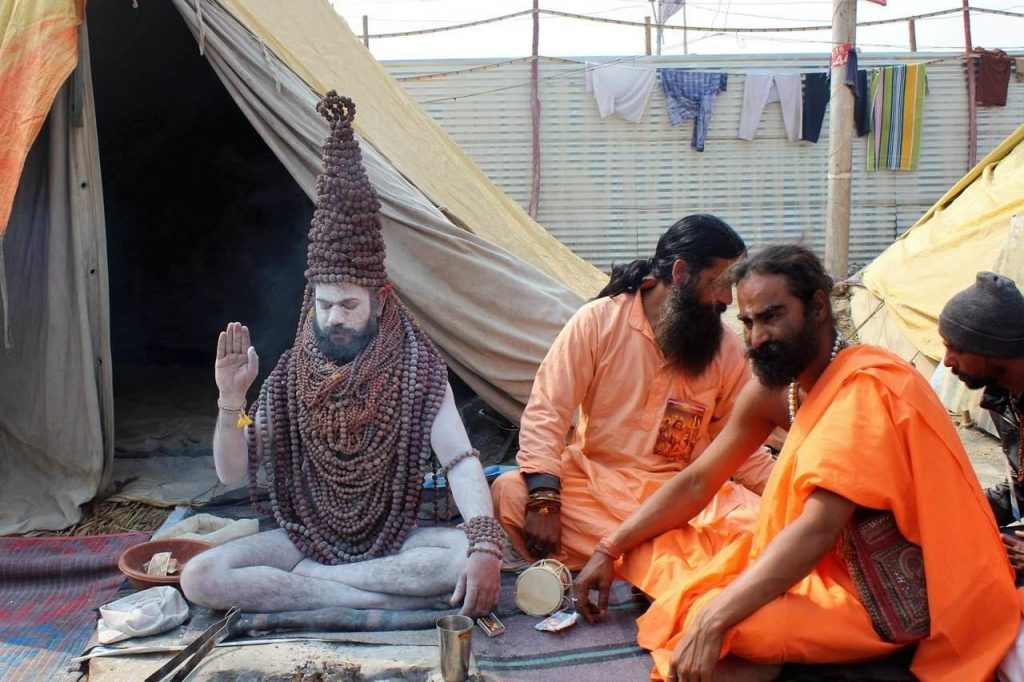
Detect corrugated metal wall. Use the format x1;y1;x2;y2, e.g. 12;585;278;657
385;53;1022;272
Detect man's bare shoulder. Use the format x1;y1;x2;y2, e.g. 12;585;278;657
737;377;788;428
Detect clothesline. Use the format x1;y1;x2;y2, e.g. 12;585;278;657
394;56;579;82
419;55;645;103
414;51;1017;169
360;6;1024;40
416;52;987;105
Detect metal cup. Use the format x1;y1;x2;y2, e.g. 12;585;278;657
436;614;473;682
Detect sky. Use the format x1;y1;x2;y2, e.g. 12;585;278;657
328;0;1024;61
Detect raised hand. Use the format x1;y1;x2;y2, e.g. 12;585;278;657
216;322;259;402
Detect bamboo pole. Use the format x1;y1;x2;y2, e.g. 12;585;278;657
528;0;541;219
963;0;977;168
644;16;651;56
824;0;856;279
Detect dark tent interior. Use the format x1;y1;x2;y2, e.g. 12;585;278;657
91;0;309;380
86;1;514;464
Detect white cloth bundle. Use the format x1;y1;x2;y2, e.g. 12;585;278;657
152;513;258;546
97;586;189;644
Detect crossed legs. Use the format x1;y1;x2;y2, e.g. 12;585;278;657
181;527;467;612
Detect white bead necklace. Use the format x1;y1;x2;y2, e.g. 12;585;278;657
787;331;848;427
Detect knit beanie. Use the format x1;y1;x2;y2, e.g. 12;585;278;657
938;272;1024;358
304;91;388;287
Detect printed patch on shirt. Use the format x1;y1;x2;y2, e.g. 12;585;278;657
652;399;706;463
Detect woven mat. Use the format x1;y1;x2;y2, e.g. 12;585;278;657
0;533;149;681
473;577;652;680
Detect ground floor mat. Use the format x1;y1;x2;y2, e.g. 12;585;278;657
0;532;149;681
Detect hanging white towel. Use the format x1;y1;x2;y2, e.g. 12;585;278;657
738;73;803;142
585;63;658;123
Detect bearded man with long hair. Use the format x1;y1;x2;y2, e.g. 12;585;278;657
491;215;775;580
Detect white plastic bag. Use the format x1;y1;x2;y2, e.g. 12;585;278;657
97;586;189;644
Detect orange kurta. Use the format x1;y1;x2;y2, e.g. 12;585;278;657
492;290;772;569
634;345;1019;681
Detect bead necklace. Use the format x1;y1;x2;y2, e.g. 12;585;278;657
787;331;848;427
247;288;448;565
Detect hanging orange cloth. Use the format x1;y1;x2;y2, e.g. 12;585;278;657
0;0;83;237
633;345;1019;681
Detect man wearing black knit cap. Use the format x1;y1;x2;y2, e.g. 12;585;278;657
939;272;1024;568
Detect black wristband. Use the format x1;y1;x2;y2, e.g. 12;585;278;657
524;472;561;494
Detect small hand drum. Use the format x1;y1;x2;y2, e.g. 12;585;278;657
514;559;573;617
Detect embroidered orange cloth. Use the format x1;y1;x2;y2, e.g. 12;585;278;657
493;290;772;568
633;345;1018;681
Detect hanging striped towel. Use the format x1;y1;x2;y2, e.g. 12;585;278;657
867;64;928;171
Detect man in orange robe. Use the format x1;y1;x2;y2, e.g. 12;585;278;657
491;215;774;570
577;245;1019;681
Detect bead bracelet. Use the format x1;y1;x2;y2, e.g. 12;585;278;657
467;545;503;560
217;398;253;428
442;448;480;477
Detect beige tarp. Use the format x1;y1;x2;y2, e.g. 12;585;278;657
859;122;1024;361
0;23;112;534
217;0;605;301
173;0;584;421
1;0;600;532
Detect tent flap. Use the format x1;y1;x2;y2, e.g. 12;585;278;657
0;0;82;237
861;122;1024;361
215;0;605;301
0;21;111;534
170;0;585;421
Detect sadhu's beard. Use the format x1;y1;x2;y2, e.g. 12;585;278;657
655;281;726;377
312;314;379;364
745;307;821;389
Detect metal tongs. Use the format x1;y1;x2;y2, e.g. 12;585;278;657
144;606;240;682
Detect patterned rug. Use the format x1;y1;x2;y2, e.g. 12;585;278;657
475;579;653;680
0;533;149;681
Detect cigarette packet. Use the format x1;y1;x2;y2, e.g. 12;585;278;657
534;610;578;632
476;612;505;637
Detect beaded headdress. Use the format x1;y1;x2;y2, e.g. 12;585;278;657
245;92;450;565
304;91;388;288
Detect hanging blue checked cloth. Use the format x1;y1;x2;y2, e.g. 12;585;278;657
659;70;728;152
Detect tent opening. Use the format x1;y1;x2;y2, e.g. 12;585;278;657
87;0;507;463
90;0;313;450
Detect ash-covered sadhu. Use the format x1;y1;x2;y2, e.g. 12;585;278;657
249;92;448;564
181;92;502;615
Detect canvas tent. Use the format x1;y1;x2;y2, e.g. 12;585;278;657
850;121;1024;425
0;0;606;534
